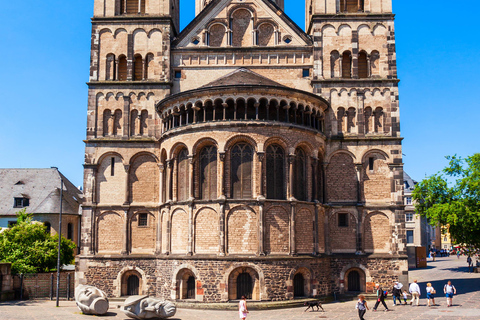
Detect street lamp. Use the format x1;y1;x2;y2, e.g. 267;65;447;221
52;167;63;307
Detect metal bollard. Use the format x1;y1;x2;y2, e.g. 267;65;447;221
19;274;24;300
67;273;71;300
50;274;54;300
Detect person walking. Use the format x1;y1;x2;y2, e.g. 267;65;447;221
356;294;369;320
444;281;457;307
372;284;389;312
238;296;249;319
426;283;436;307
392;281;403;306
409;280;421;306
457;250;460;259
467;256;473;272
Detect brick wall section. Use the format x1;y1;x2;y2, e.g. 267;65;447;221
295;208;313;253
194;208;218;253
329;212;356;252
13;272;74;300
130;154;159;203
131;212;156;254
326;153;357;202
97;156;126;204
364;212;390;253
97;212;123;253
362;154;390;201
227;208;257;254
265;206;289;254
171;209;188;253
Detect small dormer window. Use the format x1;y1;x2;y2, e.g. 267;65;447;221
14;197;29;208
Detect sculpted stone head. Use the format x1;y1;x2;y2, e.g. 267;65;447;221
123;295;176;319
75;284;109;315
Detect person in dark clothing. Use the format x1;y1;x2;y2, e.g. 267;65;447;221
356;294;369;320
373;284;389;312
392;281;403;306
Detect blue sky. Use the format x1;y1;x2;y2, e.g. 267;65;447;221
0;1;478;187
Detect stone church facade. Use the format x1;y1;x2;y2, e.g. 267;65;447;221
77;0;407;301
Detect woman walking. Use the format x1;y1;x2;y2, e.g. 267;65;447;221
444;281;457;307
426;283;436;306
239;296;249;320
356;294;369;320
392;281;403;306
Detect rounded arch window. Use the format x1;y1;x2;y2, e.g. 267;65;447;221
230;143;253;199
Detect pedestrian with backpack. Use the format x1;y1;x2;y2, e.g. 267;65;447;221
444;281;457;307
372;284;389;312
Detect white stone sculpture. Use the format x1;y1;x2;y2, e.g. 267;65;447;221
122;295;177;319
74;284;109;315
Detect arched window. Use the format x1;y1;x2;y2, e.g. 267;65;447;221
346;107;356;133
140;110;148;135
258;23;275;46
103;109;112;136
337;107;346;134
106;54;115;80
113;109;122;136
118;55;128;80
370;51;380;77
67;223;73;240
358;51;368;78
364;107;373;133
231;9;252;47
293;148;307;201
293;273;305;297
342;51;352;78
177;149;189;201
130;109;139;136
209;24;226;47
330;51;340;78
44;222;51;234
231;143;253;199
133;55;143;80
266;144;285;200
200;146;217;200
374;107;384;133
145;53;154;80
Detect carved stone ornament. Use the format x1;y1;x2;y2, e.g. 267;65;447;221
122;295;177;319
75;284;109;315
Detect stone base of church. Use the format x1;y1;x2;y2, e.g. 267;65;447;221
75;254;407;302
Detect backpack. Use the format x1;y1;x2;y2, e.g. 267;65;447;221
384;291;388;298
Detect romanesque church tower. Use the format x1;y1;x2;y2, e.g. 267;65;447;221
79;0;407;300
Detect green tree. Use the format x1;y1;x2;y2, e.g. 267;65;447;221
0;209;76;274
413;153;480;251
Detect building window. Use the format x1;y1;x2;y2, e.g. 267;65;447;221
266;144;285;200
8;221;17;228
406;197;412;205
200;146;217;200
407;230;414;244
340;0;364;13
14;197;29;208
138;213;148;227
174;70;182;79
67;223;73;240
358;51;368;78
338;213;348;227
342;51;352;78
120;0;145;15
133;55;143;81
293;148;307;201
231;143;253;199
444;237;448;242
111;157;115;176
368;157;374;171
302;69;310;77
118;55;128;81
177;149;190;201
405;213;413;222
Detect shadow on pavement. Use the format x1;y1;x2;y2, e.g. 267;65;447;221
0;300;43;307
417;278;480;296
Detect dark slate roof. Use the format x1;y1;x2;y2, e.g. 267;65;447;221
201;68;285;88
0;169;83;216
403;171;417;191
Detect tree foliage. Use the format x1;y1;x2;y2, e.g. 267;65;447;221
413;153;480;250
0;209;76;274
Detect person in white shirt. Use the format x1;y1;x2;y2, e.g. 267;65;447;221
409;280;421;306
444;281;457;307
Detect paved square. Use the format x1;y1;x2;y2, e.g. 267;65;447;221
1;256;478;319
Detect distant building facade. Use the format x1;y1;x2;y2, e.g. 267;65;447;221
78;0;408;301
0;169;83;248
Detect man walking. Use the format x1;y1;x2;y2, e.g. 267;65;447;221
409;280;421;306
373;284;389;312
467;256;473;272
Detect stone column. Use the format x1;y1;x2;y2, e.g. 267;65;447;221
289;202;296;255
356;208;363;253
165;206;171;255
312;158;318;201
188;204;194;255
287;155;294;199
123;96;130;137
355;164;363;203
219;201;226;256
166;160;173;201
155;209;162;254
222;103;227;120
124;164;130;205
188;156;195;199
158;164;164;204
258;200;265;255
257;152;265;197
122;209;129;255
255;102;260;120
314;202;319;254
219;153;226;198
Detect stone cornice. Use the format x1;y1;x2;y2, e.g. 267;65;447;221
87;81;173;89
